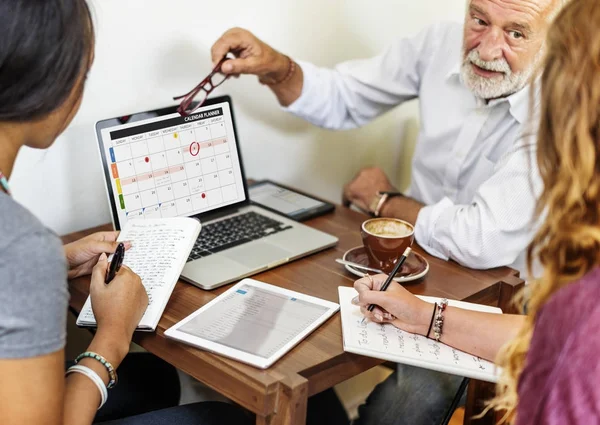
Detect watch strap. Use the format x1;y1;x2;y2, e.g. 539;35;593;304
378;191;404;197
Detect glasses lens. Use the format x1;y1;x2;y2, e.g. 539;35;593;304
211;72;228;87
182;90;209;115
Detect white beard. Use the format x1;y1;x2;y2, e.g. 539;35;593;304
460;48;540;99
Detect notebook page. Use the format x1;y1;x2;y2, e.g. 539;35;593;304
78;218;200;329
338;287;501;383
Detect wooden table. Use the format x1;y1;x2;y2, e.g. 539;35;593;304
65;206;523;425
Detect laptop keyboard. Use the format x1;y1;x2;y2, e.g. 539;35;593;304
187;211;293;262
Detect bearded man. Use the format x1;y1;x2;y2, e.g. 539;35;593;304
210;0;564;423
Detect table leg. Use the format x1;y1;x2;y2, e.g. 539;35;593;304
463;380;499;425
256;375;309;425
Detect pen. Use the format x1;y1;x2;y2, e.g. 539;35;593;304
362;247;412;324
105;242;125;284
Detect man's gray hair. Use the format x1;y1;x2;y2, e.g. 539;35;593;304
465;0;570;23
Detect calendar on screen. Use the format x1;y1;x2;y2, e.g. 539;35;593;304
98;102;246;227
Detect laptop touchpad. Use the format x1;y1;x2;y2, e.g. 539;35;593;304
222;242;292;269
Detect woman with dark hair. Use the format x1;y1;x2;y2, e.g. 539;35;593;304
0;2;251;424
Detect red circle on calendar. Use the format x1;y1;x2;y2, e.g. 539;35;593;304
202;193;206;199
190;142;200;156
145;157;149;163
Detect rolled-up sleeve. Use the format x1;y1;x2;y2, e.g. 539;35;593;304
284;23;448;130
414;142;542;269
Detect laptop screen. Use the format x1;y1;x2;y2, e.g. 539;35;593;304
96;97;247;229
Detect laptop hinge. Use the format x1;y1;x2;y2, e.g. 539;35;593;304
198;206;242;223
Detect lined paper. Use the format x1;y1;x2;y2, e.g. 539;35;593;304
77;218;201;330
338;287;502;383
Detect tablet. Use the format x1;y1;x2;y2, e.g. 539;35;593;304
248;180;335;221
164;279;339;369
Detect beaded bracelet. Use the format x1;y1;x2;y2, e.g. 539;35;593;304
259;55;296;86
75;351;118;389
433;298;448;342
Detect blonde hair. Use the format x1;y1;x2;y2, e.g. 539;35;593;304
489;0;600;422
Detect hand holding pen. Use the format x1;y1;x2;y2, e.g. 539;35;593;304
352;248;435;336
352;247;412;324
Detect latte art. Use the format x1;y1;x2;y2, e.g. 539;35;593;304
364;219;413;237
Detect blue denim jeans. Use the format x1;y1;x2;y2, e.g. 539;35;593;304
354;365;467;425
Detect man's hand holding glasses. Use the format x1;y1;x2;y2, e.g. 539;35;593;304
174;27;302;116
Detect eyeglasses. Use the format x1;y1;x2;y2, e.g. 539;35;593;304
173;54;232;116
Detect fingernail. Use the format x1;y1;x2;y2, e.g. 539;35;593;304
384;313;393;320
375;313;383;321
222;63;232;72
351;296;360;305
123;241;132;249
99;253;107;260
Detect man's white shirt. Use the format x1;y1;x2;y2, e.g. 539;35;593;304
285;22;542;276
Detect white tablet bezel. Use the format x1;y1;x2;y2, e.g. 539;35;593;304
164;279;340;369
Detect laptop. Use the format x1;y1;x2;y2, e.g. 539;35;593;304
95;95;338;290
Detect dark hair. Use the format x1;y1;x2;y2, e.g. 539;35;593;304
0;0;94;121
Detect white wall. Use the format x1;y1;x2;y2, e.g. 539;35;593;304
11;0;466;235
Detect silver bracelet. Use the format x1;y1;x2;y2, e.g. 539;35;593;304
433;298;448;342
66;365;108;409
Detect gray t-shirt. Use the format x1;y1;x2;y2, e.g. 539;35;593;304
0;192;68;358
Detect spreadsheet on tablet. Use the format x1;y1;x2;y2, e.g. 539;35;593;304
177;283;330;359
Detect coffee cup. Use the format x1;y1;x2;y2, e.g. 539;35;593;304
361;218;414;274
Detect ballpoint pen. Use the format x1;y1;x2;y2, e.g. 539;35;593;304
105;242;125;284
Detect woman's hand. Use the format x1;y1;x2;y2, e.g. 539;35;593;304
64;232;131;279
88;254;148;365
352;274;433;336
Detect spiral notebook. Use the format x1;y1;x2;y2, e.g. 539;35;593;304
77;217;201;331
338;287;502;383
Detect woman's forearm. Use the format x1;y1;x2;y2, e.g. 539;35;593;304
434;308;525;362
63;332;129;425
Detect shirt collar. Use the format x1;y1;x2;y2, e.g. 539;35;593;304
446;60;534;125
446;62;462;81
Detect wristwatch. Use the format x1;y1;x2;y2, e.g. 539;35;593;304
369;191;404;217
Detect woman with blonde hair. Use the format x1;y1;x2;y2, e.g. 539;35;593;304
492;0;600;421
354;0;600;422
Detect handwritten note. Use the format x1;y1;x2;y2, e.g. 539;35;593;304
338;287;501;383
77;218;201;330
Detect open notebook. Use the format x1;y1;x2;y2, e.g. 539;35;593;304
338;287;502;383
77;217;201;331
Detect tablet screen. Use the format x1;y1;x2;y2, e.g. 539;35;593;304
249;182;325;218
176;283;330;359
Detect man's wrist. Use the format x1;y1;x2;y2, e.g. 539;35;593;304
369;193;388;217
371;191;404;217
261;53;292;84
